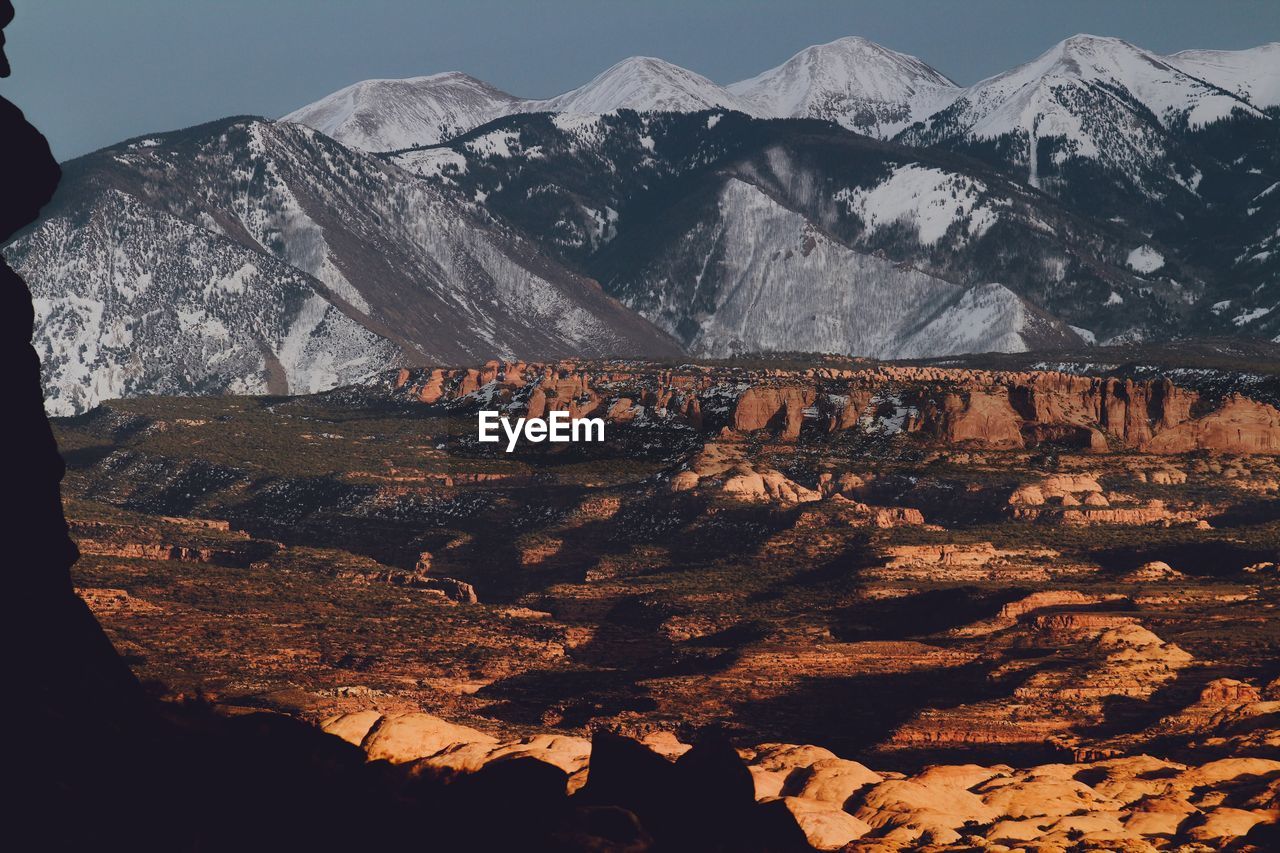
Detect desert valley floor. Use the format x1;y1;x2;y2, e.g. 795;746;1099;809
54;350;1280;850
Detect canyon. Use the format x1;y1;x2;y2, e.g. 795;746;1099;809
52;354;1280;850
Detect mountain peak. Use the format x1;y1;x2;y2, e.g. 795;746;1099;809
283;72;522;152
1060;33;1131;49
1012;33;1159;79
355;70;483;87
1164;41;1280;108
603;55;684;72
799;34;931;58
728;35;958;138
956;31;1264;139
899;31;1269;196
528;56;748;115
740;34;957;83
796;35;878;55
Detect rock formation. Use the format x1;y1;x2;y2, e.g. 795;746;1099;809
320;710;1280;851
387;361;1280;455
8;4;161;841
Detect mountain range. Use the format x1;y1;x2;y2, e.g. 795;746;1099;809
6;34;1278;413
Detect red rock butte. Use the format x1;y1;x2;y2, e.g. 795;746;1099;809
391;361;1280;454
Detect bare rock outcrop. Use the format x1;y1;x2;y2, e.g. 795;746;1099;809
770;795;872;849
732;385;818;440
671;442;822;504
323;711;498;763
872;543;1059;583
315;712;1280;851
1122;560;1187;582
1146;394;1280;454
388;361;1280;455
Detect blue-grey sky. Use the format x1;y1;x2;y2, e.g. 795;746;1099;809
5;0;1277;161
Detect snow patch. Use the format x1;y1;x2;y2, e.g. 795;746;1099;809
838;165;995;246
394;147;469;180
1126;245;1165;273
630;179;1038;360
215;263;258;295
1233;306;1273;326
465;129;523;159
1070;325;1097;344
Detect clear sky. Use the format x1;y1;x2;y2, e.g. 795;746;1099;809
5;0;1277;160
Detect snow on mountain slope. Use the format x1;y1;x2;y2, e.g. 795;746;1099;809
526;56;751;115
19;35;1275;406
619;178;1069;358
10;189;397;415
282;72;523;152
1165;43;1280;109
400;110;1197;348
284;36;1276;161
967;34;1261;134
5;117;681;412
289;37;960;149
728;36;959;138
285;58;750;151
890;282;1062;358
184;120;676;363
903;35;1264;185
834;164;999;245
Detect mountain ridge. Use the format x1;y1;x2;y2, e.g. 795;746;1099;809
7;34;1277;413
282;72;523;153
1164;42;1280;109
393;110;1211;354
6;115;683;413
727;35;959;138
282;34;1277;155
525;56;752;116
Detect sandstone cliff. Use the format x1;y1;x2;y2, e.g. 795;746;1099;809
386;361;1280;455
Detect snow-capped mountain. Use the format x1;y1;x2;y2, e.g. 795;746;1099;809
11;33;1279;414
395;110;1206;354
283;58;751;152
893;35;1277;337
282;38;965;152
901;35;1264;186
728;36;959;139
16;188;397;416
283;35;1276;165
526;56;750;116
5;117;680;413
1164;43;1280;110
281;72;523;152
615;176;1072;358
